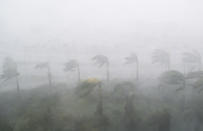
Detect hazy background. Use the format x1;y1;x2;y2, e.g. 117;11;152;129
1;0;203;88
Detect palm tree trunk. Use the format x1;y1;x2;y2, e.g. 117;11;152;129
96;83;103;116
182;79;186;112
77;65;81;83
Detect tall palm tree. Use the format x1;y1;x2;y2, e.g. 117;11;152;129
182;50;202;73
125;53;139;80
35;62;52;87
1;57;20;92
152;49;170;71
64;59;81;83
92;55;110;84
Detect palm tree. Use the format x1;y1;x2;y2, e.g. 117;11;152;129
152;49;170;71
1;57;20;92
182;50;202;73
159;70;185;92
125;53;139;80
35;62;52;87
75;78;104;115
159;70;186;111
92;55;110;84
64;59;81;83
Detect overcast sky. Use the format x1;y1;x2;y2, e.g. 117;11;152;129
1;0;203;78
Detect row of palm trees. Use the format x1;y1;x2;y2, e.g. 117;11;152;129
63;49;202;84
0;49;202;92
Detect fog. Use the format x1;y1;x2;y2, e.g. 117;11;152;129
0;0;203;131
0;0;202;82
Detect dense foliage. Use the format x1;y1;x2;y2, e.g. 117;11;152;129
0;76;203;131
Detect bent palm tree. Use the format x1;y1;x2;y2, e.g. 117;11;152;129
35;62;52;87
152;49;170;71
1;57;20;92
125;53;139;80
64;59;81;83
182;50;202;73
92;55;110;84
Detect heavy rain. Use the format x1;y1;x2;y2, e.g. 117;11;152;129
1;0;203;131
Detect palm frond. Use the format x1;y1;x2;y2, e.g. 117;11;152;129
92;55;109;68
182;51;201;64
64;59;79;72
159;70;185;85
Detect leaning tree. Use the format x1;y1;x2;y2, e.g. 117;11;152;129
1;57;20;92
35;62;52;87
64;59;81;83
152;49;170;71
92;55;110;85
125;53;139;80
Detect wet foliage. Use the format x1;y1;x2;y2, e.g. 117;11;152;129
0;74;203;131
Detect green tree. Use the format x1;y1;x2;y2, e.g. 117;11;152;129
35;62;52;87
152;49;170;71
159;71;186;111
75;78;104;115
147;109;171;131
125;53;139;80
159;70;185;92
75;78;109;131
123;94;139;131
0;117;12;131
64;59;81;83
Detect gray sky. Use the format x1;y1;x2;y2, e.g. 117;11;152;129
1;0;203;79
